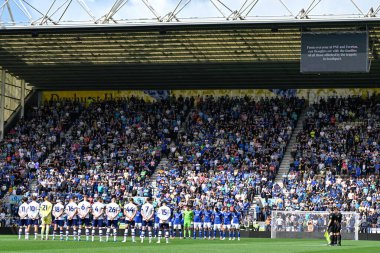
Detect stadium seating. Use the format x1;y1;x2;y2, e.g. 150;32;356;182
269;95;380;229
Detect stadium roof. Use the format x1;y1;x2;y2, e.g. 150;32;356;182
0;19;380;89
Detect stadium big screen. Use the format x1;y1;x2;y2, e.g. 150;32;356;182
300;31;370;73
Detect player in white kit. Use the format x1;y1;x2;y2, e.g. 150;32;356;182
52;199;65;240
105;198;121;242
65;197;78;240
141;197;155;244
27;196;40;240
91;198;105;242
77;195;92;241
18;197;30;240
123;198;138;243
156;202;171;244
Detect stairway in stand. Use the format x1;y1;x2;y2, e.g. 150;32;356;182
274;106;309;183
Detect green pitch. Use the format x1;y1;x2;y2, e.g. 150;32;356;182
1;236;380;253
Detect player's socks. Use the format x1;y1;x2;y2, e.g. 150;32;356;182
329;235;333;245
199;230;202;238
188;230;191;238
123;229;128;242
193;230;196;239
183;229;186;238
46;226;50;240
41;226;45;240
26;231;29;240
66;230;69;240
60;230;63;240
106;228;110;242
19;228;22;240
113;229;117;242
337;235;341;245
131;228;136;242
92;229;95;241
52;230;56;240
78;228;81;241
86;228;90;241
34;232;38;240
179;230;182;238
141;230;145;243
238;231;241;240
213;230;216;238
149;231;152;243
99;229;103;241
73;230;77;240
165;231;169;243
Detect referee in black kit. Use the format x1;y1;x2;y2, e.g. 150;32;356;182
327;207;342;246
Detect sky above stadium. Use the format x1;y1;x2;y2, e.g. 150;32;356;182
2;0;380;24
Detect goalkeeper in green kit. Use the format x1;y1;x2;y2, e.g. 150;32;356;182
182;205;194;239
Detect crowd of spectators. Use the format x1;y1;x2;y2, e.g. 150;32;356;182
266;95;380;231
1;93;379;233
153;96;305;219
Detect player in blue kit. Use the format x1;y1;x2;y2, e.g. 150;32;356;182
172;208;183;238
203;206;213;240
193;206;203;239
231;209;241;241
154;211;160;238
221;207;232;240
212;207;223;240
134;207;143;238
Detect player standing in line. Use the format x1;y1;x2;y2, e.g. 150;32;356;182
134;206;143;240
221;207;232;240
141;197;155;243
77;195;92;241
105;198;121;242
231;209;241;241
18;197;30;240
203;206;213;240
28;196;40;240
212;207;223;240
193;205;203;239
327;208;336;246
65;197;78;240
172;208;182;239
123;198;137;243
182;205;193;239
153;209;160;238
156;202;171;244
52;199;65;240
91;198;105;242
40;196;53;240
334;208;342;246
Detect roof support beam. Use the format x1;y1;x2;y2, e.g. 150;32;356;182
0;68;5;140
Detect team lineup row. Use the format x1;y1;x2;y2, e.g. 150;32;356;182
18;196;243;243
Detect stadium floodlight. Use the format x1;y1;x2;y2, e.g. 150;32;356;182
271;211;360;241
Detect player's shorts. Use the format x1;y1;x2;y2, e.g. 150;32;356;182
213;224;222;230
19;219;29;226
154;223;160;229
183;220;192;228
223;224;231;230
29;219;39;226
194;222;203;229
125;220;135;227
231;223;240;229
142;220;153;227
203;222;212;229
92;219;104;227
173;224;182;229
54;220;65;227
169;221;172;227
160;223;170;230
135;223;142;229
334;223;341;233
78;218;90;226
107;219;119;228
67;219;77;227
41;216;52;225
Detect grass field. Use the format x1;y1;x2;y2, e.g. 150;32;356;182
1;236;380;253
